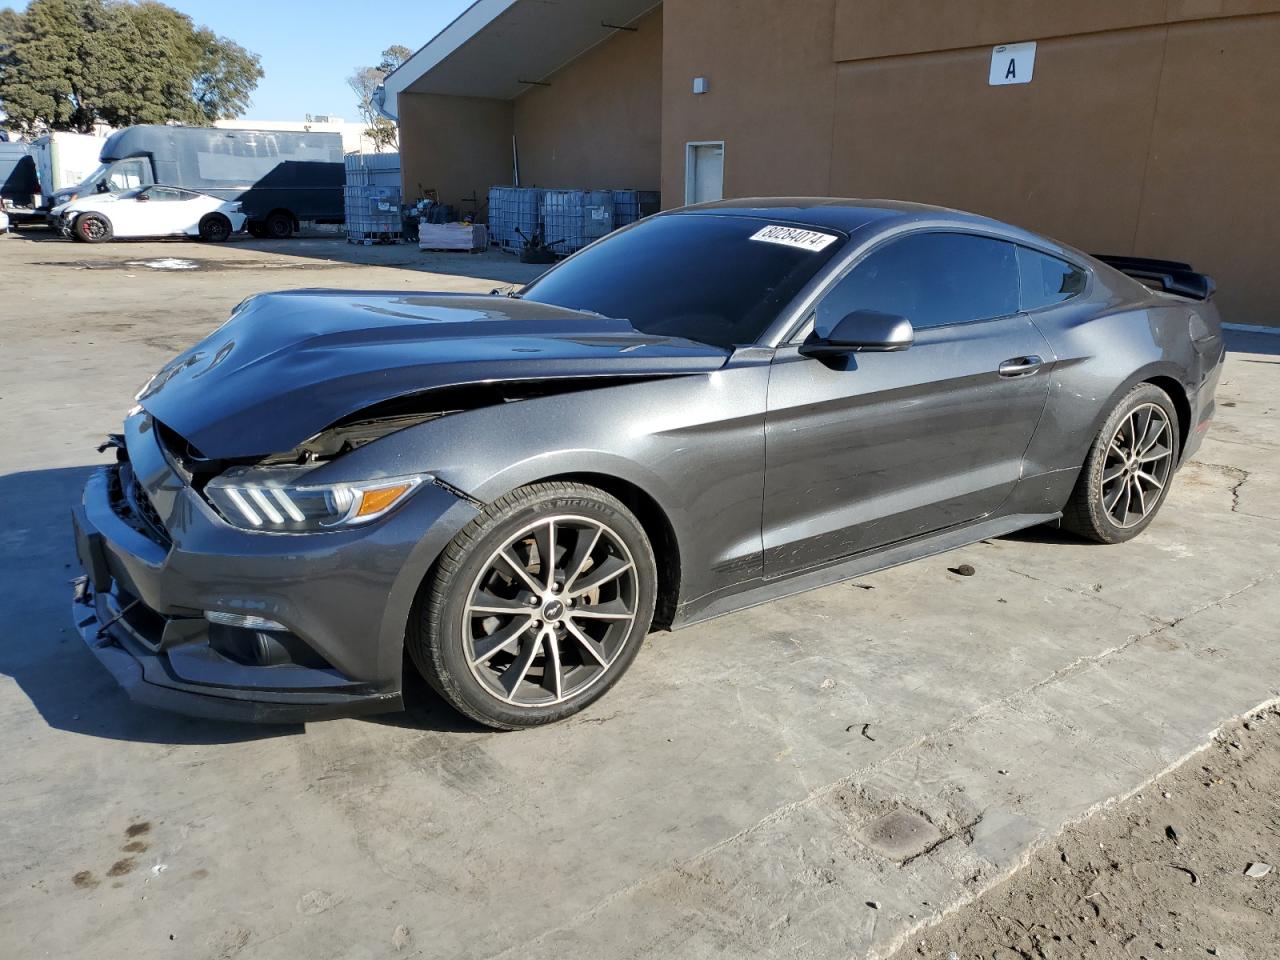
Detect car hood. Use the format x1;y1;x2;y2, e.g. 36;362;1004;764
57;193;124;214
138;290;730;459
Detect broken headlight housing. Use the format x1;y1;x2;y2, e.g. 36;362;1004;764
206;468;427;533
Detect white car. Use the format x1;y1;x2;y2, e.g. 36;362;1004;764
53;185;246;243
0;209;9;234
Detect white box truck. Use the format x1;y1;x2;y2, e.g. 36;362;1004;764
30;132;106;207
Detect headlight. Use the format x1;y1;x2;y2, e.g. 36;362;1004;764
206;469;427;532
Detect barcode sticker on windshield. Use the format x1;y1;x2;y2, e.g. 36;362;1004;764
749;225;838;252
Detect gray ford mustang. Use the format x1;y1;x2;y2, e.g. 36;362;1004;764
71;199;1224;729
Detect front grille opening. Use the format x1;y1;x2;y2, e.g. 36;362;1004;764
108;462;172;549
129;476;171;548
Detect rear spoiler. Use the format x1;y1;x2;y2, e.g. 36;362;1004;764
1093;254;1216;301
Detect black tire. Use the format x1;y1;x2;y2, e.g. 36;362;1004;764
75;213;112;244
247;222;267;239
263;212;293;239
409;481;658;730
1062;383;1181;544
198;213;232;242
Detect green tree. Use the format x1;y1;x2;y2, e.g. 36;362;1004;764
189;26;260;123
378;44;411;74
0;0;262;134
348;44;410;153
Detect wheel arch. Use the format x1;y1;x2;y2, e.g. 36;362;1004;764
74;210;112;239
198;211;232;237
265;207;297;228
1084;362;1192;463
1142;374;1191;461
534;471;682;630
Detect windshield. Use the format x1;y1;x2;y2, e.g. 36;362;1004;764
520;214;847;348
70;163;111;193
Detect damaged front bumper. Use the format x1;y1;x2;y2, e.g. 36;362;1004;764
69;413;479;724
69;569;402;723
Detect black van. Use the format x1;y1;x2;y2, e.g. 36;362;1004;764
46;125;344;238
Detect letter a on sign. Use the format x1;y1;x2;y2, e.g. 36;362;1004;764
989;41;1036;85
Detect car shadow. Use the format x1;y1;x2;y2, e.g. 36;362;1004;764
362;658;492;734
0;464;487;743
996;524;1084;546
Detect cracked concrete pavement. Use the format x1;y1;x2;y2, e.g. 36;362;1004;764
0;232;1277;959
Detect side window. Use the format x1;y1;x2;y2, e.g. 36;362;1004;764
816;232;1019;333
146;187;187;202
1018;247;1087;310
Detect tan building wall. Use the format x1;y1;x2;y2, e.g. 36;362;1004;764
661;0;838;203
397;7;661;214
397;0;1277;323
398;93;512;213
513;6;662;190
660;0;1280;324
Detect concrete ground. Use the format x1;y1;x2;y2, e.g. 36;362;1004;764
0;229;1277;960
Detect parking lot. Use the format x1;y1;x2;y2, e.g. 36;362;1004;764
1;229;1277;959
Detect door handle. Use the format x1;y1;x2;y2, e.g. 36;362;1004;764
998;355;1043;377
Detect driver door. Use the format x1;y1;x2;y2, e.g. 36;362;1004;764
134;186;192;236
762;231;1053;578
102;189;152;236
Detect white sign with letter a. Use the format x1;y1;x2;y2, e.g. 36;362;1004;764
990;42;1036;86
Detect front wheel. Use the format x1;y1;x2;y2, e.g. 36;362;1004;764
1062;383;1181;543
409;482;657;730
75;213;112;243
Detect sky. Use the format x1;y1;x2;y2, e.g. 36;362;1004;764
10;0;475;120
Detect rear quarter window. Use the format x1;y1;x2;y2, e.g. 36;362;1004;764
1018;247;1087;310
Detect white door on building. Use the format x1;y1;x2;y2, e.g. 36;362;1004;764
686;142;724;204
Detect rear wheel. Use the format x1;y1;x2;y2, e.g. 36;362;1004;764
409;482;657;730
75;213;112;244
1062;383;1181;543
198;213;232;242
264;212;293;239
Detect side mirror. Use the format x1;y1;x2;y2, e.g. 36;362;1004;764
136;193;149;202
799;310;914;357
95;181;110;194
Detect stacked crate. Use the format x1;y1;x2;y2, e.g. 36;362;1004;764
344;185;402;243
541;189;614;253
344;153;403;244
611;189;661;227
487;187;544;250
345;152;401;188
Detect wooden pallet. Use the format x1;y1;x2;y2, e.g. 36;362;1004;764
346;231;403;246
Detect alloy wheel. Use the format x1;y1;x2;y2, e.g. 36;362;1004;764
463;515;639;707
81;218;106;240
1101;402;1174;528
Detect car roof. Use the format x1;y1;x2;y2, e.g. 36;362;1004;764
675;197;949;230
667;197;1086;262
